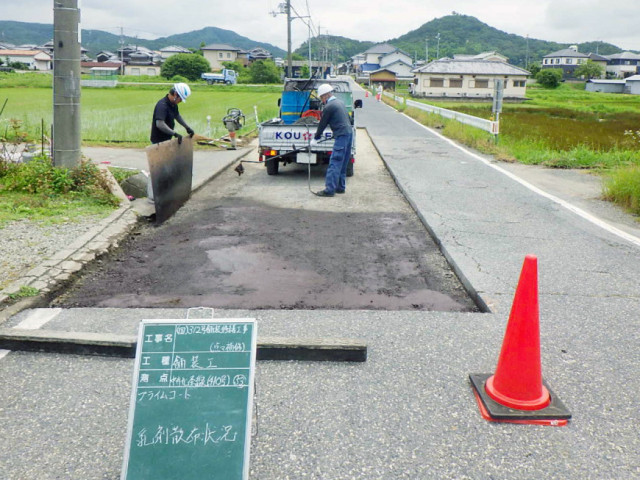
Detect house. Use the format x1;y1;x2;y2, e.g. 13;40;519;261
454;51;509;62
412;59;530;99
542;46;590;78
248;47;272;62
357;43;413;81
0;49;52;70
159;45;191;59
80;61;123;75
201;43;242;70
587;53;608;78
604;52;640;78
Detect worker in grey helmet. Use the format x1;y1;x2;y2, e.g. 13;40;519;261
150;82;195;144
311;83;353;197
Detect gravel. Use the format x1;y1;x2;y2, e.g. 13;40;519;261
0;217;101;290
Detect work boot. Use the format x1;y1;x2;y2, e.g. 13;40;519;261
315;189;334;197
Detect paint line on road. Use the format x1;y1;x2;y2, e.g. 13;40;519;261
402;112;640;249
0;349;10;360
14;308;62;330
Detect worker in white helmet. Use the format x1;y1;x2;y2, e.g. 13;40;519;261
311;83;353;197
150;82;195;144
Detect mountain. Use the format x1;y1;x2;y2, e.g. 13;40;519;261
388;14;623;66
0;21;286;58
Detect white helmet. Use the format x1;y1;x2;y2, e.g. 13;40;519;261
317;83;334;97
173;83;191;102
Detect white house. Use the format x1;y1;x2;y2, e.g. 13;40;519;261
605;52;640;79
201;43;242;70
412;59;530;99
159;45;191;59
0;49;52;70
541;46;589;78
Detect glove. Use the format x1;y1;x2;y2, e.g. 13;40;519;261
174;132;183;144
310;138;319;148
186;126;195;137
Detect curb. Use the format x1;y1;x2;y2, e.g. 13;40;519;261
0;328;368;362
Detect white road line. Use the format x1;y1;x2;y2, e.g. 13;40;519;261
0;349;10;360
401;112;640;249
14;308;62;330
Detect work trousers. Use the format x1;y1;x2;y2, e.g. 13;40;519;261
324;134;353;194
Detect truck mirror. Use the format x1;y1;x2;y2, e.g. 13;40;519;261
354;99;363;109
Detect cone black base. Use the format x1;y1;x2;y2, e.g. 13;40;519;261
470;374;571;426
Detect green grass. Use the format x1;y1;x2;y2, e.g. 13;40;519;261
0;84;282;146
603;165;640;215
0;191;115;225
7;285;40;300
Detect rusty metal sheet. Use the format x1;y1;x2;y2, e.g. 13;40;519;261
145;136;193;223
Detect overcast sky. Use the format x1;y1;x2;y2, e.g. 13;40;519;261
2;0;638;52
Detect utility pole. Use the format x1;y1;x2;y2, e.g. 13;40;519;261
525;34;529;68
425;38;429;62
286;0;292;77
436;33;441;60
53;0;81;168
119;27;124;75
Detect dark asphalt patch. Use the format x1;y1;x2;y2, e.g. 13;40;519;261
53;197;478;311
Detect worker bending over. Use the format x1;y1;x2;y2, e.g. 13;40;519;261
150;82;195;144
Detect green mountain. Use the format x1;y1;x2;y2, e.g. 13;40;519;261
0;21;286;58
388;14;623;67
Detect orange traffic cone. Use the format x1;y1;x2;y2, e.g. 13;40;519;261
469;255;571;426
365;90;369;98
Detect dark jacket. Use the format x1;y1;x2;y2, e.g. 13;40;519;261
314;97;352;140
150;96;179;144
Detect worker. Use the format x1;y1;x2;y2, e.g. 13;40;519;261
150;82;195;144
311;83;353;197
376;83;383;102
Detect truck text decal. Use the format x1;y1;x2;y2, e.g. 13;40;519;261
274;131;332;141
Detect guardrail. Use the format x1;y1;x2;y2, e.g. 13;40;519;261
383;91;499;135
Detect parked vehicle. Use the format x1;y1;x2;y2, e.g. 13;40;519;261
258;78;363;176
201;68;237;85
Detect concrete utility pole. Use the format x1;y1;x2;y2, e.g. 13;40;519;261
53;0;81;168
286;0;292;78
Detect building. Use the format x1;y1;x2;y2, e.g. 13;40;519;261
626;75;640;94
0;49;52;70
412;59;530;99
454;51;509;62
159;45;191;59
604;52;640;78
201;43;242;70
585;75;640;95
541;46;589;78
357;43;413;82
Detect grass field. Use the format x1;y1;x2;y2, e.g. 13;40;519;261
0;81;282;146
386;83;640;215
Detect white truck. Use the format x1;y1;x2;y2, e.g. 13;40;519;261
201;68;237;85
257;78;362;176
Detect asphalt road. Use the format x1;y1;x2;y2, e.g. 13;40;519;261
53;130;477;312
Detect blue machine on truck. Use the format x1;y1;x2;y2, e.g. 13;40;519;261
257;78;362;176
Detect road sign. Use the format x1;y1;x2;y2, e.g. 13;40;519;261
492;79;504;114
121;319;257;480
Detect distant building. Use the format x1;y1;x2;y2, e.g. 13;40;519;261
604;52;640;78
453;51;509;63
412;59;530;99
159;45;192;59
0;49;52;70
201;43;242;70
357;43;413;81
585;75;640;95
542;46;589;78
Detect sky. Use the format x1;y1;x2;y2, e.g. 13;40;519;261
2;0;638;52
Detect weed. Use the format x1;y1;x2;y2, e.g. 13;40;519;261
8;286;40;299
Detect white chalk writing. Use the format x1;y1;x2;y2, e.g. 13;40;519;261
135;423;238;447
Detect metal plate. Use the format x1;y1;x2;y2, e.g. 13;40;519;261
146;136;193;223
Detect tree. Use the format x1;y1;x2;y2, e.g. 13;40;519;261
536;68;563;88
574;60;604;80
527;63;541;77
161;53;211;81
248;60;282;84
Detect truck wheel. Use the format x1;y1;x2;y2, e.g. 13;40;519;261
266;158;279;175
346;160;354;177
225;80;232;85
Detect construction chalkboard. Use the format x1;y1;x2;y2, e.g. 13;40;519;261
121;319;257;480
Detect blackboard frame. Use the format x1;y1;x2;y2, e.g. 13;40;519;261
121;318;257;480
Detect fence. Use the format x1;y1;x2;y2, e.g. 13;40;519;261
383;91;499;135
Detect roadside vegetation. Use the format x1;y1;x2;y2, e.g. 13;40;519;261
385;82;640;216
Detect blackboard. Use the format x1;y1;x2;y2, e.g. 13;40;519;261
121;319;257;480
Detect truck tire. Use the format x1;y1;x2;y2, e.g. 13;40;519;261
266;158;279;175
346;160;354;177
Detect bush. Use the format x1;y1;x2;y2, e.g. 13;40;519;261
161;53;211;81
536;69;563;88
248;60;282;84
170;75;189;83
1;155;119;206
